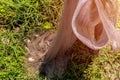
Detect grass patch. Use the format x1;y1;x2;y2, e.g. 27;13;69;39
85;47;120;80
0;0;63;79
0;30;25;79
0;0;63;36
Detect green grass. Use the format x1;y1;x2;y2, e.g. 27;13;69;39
0;0;63;36
0;0;63;79
0;0;120;80
85;47;120;80
0;30;25;79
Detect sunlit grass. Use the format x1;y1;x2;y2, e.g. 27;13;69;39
0;0;63;79
0;30;25;79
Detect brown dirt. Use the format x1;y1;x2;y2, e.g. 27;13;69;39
24;30;55;78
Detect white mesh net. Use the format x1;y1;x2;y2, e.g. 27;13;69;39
72;0;120;51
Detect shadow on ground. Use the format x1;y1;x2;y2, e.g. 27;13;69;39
40;40;99;80
60;40;99;80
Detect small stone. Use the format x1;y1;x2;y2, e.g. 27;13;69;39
28;57;35;62
27;39;31;43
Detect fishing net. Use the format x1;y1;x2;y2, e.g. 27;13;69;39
72;0;120;51
25;0;120;79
